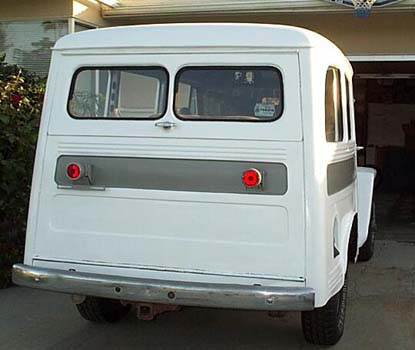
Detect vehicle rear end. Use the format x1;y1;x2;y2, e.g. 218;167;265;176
14;24;311;314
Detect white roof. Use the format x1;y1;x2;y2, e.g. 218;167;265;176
54;23;341;52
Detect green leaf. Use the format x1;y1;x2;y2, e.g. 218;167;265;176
0;115;9;124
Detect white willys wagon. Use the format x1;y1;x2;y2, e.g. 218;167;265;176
13;23;376;345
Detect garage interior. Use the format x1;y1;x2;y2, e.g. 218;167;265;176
352;61;415;242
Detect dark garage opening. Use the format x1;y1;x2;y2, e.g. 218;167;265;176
352;61;415;241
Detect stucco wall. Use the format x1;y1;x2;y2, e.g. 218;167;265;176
107;12;415;56
0;0;72;21
0;0;111;28
259;13;415;56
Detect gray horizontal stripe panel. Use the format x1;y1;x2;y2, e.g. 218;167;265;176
56;156;288;195
327;157;356;195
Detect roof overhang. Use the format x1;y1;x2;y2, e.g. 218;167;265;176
102;0;414;20
325;0;404;8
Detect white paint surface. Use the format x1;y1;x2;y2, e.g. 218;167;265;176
24;23;371;308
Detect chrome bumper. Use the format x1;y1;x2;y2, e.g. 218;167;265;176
12;264;315;311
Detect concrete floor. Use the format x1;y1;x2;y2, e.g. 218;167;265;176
1;240;414;350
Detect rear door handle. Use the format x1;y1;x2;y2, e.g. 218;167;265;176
155;121;177;129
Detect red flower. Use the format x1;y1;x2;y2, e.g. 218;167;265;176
11;94;23;105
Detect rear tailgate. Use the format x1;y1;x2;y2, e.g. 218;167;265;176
34;138;305;280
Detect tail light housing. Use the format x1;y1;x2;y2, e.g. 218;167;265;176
242;168;262;187
66;163;83;181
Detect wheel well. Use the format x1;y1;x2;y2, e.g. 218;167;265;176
347;214;358;262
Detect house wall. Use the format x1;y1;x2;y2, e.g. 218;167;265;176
0;0;112;74
106;12;415;56
256;13;415;56
0;0;72;21
0;0;70;76
0;0;111;28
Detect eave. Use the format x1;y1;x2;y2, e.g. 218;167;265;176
102;0;415;20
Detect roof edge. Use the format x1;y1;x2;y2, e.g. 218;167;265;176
54;23;337;51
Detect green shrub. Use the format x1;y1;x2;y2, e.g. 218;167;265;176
0;55;45;288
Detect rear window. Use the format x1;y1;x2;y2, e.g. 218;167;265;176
174;67;283;122
68;67;168;119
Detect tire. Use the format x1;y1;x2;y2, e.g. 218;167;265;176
358;203;376;262
76;297;131;323
301;275;348;346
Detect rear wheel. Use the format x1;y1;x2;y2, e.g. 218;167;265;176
358;203;376;262
301;275;348;346
76;297;131;323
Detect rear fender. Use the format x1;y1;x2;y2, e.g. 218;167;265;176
357;167;377;248
339;211;355;271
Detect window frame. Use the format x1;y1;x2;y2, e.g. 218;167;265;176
345;76;354;141
67;66;170;121
173;65;284;123
325;66;345;143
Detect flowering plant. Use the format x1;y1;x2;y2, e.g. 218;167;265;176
0;55;46;287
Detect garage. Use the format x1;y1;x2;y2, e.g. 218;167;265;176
352;59;415;241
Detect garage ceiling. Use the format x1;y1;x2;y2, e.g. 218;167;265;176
353;61;415;75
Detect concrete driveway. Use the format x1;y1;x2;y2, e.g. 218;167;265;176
1;240;414;350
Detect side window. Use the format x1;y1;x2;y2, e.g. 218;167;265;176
325;67;344;142
345;77;353;141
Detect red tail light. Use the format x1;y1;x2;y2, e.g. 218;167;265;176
66;163;82;180
242;168;262;187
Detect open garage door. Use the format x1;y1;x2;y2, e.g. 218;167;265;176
352;61;415;241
